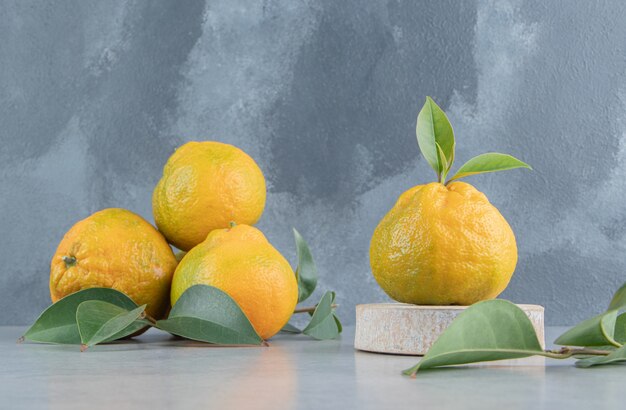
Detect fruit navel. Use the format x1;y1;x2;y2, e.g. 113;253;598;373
62;255;76;268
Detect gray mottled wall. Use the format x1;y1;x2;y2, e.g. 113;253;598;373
2;0;625;325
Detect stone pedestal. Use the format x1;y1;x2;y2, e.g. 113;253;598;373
354;303;545;355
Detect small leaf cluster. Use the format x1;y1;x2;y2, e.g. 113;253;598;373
278;229;342;340
22;285;265;349
21;229;342;350
416;97;531;184
22;288;150;348
404;282;626;376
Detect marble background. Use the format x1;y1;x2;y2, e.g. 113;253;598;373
2;0;625;325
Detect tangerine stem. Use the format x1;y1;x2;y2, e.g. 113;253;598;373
62;255;76;268
293;304;338;314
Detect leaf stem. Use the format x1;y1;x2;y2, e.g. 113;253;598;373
198;342;268;347
293;304;338;314
404;347;613;378
542;347;613;359
142;312;158;326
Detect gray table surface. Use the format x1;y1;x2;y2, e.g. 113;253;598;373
1;325;623;409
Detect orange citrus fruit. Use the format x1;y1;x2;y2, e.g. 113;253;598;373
171;224;297;339
50;208;178;318
152;141;266;251
369;181;517;305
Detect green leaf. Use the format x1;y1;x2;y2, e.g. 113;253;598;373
435;143;449;182
23;288;144;344
416;96;455;176
293;228;318;303
448;153;532;182
576;345;626;368
554;310;620;347
100;319;151;343
302;291;341;340
333;313;343;334
156;285;263;345
608;282;626;311
76;301;146;349
280;323;302;334
614;313;626;344
556;283;626;348
403;300;545;375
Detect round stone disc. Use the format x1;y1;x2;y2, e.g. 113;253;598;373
354;303;545;355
